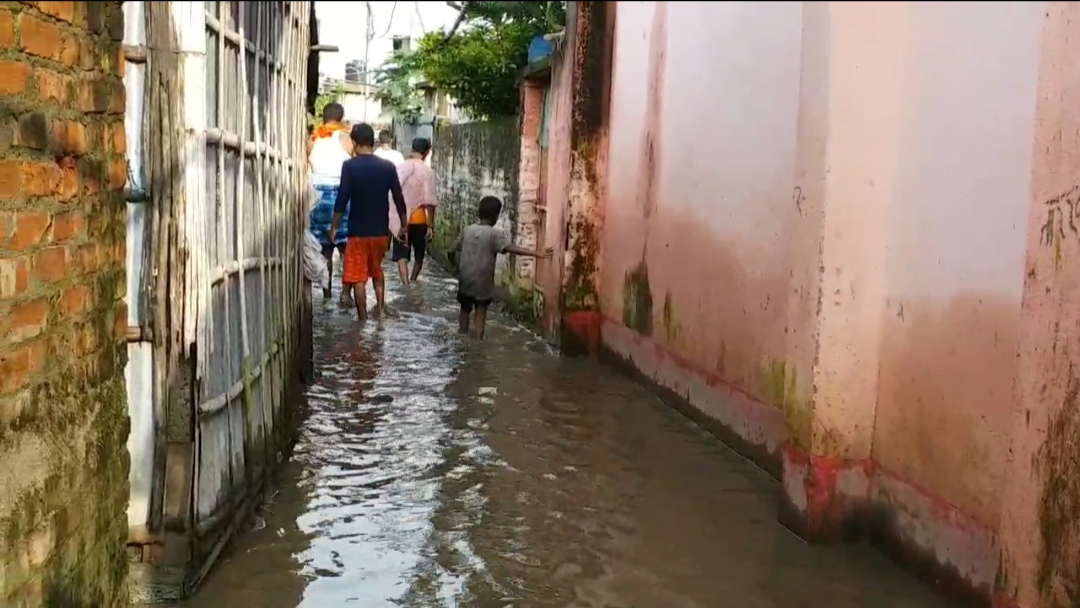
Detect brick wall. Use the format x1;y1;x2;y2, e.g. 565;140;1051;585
0;2;129;606
432;118;525;301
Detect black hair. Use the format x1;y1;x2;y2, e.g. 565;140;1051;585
477;196;502;223
411;137;431;155
322;102;344;122
351;123;376;147
378;129;393;145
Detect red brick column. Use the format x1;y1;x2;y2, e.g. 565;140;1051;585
0;2;130;606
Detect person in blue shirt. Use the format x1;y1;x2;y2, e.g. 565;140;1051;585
329;123;408;321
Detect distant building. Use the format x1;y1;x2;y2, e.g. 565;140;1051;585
344;59;366;83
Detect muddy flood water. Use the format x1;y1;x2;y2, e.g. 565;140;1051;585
181;264;952;608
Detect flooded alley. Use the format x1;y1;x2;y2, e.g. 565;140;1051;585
181;266;952;608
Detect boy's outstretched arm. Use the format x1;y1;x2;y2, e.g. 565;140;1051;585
503;244;554;258
447;232;464;267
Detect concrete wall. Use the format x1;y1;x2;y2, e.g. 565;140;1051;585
432;118;522;297
536;2;1080;607
871;1;1041;531
997;5;1080;608
0;2;130;606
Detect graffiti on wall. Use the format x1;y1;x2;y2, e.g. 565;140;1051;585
1040;184;1080;264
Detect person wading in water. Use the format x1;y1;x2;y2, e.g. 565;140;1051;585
329;123;408;321
390;137;439;285
307;102;354;305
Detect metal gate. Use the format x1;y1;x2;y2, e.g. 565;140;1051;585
124;0;313;599
188;0;310;572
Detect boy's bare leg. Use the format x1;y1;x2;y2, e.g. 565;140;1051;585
337;248;353;306
458;307;470;335
373;277;387;315
475;305;489;340
352;282;368;322
322;253;333;298
397;259;410;285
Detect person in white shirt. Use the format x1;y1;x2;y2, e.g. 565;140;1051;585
373;130;405;166
307;103;354;305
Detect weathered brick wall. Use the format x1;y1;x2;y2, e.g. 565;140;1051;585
0;2;130;606
432;118;523;298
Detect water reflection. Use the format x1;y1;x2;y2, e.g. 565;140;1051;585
182;266;953;608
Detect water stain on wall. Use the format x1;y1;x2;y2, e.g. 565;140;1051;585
1036;360;1080;608
622;263;653;336
635;1;668;223
874;294;1020;526
624;204;791;408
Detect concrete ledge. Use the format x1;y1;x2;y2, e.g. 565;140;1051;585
597;316;786;478
779;446;999;608
583;315;1002;608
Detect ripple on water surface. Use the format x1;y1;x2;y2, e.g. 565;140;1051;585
181;267;953;608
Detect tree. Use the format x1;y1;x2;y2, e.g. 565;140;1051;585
374;1;565;121
309;84;345;126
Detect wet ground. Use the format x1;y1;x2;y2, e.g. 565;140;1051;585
181;263;953;608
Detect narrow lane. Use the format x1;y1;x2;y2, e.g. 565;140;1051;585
182;264;952;608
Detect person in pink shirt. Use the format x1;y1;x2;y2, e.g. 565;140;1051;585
390;137;440;284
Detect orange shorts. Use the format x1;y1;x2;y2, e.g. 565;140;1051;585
342;236;389;284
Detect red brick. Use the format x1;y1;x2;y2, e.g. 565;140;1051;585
58;285;90;316
79;78;116;114
0;162;17;198
0;339;46;394
50;121;86;155
77;323;98;355
22;162;61;196
113;304;127;338
59;31;78;66
57;163;78;201
111;122;126;154
74;243;102;274
18;13;62;60
0;60;32;95
36;70;68;104
10;212;51;250
0;9;14;49
0;256;29;298
51;211;82;242
6;298;49;343
109;83;124;114
107;159;126;188
33;245;67;282
38;2;75;23
15;257;28;293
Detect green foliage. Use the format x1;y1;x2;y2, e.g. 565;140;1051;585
375;1;565;121
309;84;345;126
372;54;425;123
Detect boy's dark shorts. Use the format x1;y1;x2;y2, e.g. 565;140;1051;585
321;242;346;258
457;292;493;312
391;224;429;263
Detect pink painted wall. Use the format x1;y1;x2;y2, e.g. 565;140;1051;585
539;2;1080;604
871;1;1043;528
536;40;575;338
998;4;1080;607
598;0;1045;521
599;1;804;401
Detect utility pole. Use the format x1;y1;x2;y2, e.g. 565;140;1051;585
363;0;373;122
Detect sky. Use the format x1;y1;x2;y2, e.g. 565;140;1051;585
314;1;461;80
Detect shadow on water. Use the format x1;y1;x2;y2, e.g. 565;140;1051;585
180;262;955;608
